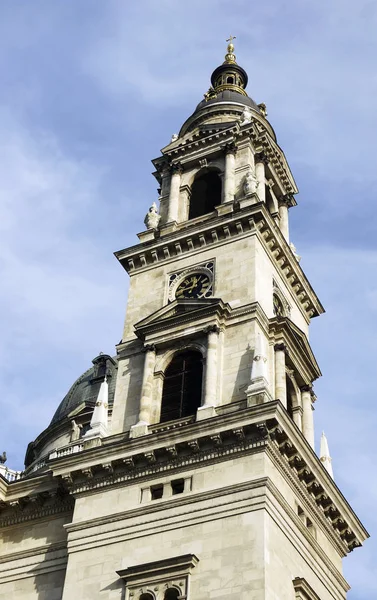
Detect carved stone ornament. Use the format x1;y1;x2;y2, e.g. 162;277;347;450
170;133;178;142
243;168;258;196
255;151;269;165
278;193;295;208
223;141;237;155
169;162;183;175
144;202;161;231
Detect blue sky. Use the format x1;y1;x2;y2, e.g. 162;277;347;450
0;1;376;597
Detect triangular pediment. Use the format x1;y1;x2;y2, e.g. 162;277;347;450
134;298;231;341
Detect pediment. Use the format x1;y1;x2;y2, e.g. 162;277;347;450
270;317;321;381
134;298;231;341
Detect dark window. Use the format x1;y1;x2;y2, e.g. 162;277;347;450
140;595;154;600
189;171;222;219
164;589;180;600
171;478;185;495
226;76;234;84
286;376;295;419
151;484;163;500
160;351;203;422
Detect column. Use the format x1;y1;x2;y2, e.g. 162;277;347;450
254;151;268;203
197;325;220;421
167;163;183;223
223;142;237;204
301;385;315;449
130;344;156;438
274;343;287;408
278;193;294;242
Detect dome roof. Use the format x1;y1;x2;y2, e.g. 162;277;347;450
50;354;117;425
194;89;260;113
179;40;262;137
24;354;118;469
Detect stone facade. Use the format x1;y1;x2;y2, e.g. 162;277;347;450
0;43;368;599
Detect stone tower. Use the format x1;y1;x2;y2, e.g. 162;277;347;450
0;41;368;600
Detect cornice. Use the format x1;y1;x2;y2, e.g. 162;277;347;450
115;203;323;323
65;478;270;534
134;298;231;344
0;492;74;528
0;541;67;565
255;211;325;321
1;403;367;552
264;480;350;592
269;317;322;383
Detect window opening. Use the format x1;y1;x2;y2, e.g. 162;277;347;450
164;589;180;600
140;594;154;600
226;76;234;84
171;478;185;495
189;171;222;219
151;484;163;500
160;351;203;422
286;375;295;419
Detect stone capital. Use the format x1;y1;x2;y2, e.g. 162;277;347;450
142;343;156;354
169;162;183;175
300;384;312;393
274;342;288;354
255;151;269;165
204;324;221;335
278;193;295;208
223;141;237;155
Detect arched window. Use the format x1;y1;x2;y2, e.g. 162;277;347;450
140;594;154;600
226;76;234;84
164;589;180;600
189;171;222;219
160;351;203;422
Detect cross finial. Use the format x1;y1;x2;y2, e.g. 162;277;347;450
224;35;237;64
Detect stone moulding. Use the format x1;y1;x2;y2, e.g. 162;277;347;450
117;553;199;583
115;204;323;323
293;577;323;600
0;494;74;528
1;403;368;550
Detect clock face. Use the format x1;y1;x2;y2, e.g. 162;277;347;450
175;273;211;299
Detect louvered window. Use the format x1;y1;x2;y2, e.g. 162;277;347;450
160;351;203;422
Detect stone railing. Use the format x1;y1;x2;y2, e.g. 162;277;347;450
0;465;23;482
49;444;84;460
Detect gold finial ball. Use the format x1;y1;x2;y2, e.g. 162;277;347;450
225;35;237;64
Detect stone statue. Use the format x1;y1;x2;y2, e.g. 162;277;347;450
258;102;268;117
0;451;6;464
243;168;258;196
144;202;161;230
70;420;82;442
290;242;301;263
204;86;216;101
240;107;252;125
170;133;178;142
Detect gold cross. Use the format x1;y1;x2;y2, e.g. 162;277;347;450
226;35;236;43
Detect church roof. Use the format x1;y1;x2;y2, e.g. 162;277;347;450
50;354;117;425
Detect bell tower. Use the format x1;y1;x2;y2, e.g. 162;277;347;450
2;40;366;600
106;40;368;600
112;38;324;443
